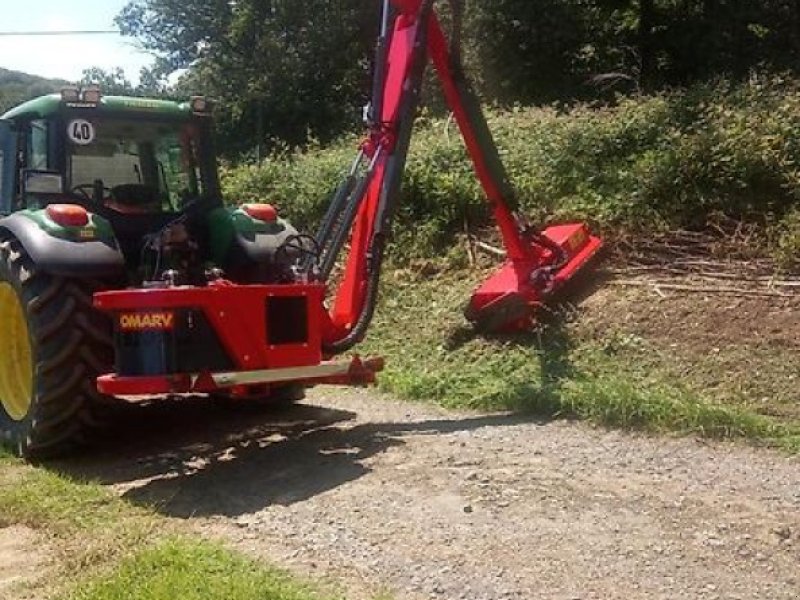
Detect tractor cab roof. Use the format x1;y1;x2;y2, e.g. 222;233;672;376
1;93;201;122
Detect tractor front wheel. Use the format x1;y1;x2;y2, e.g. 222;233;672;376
0;238;112;458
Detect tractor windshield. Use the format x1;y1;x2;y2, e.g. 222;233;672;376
67;119;205;213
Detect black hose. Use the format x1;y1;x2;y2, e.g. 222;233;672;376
529;230;570;274
322;234;387;355
318;164;379;279
316;174;358;250
323;0;437;355
448;0;464;64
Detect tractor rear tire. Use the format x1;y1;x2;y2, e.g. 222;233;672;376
0;238;113;458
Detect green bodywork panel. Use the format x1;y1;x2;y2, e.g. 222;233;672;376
18;209;116;244
207;206;291;263
2;94;194;121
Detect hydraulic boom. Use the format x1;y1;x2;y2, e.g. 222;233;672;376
317;0;602;348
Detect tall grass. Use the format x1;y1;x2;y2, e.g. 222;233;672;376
222;76;800;264
359;274;800;451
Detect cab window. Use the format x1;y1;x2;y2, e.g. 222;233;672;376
27;120;49;171
67;119;202;213
0;120;16;214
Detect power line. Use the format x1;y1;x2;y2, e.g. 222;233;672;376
0;30;120;37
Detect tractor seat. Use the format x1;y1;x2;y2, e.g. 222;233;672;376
95;192;213;269
105;184;161;215
96;185;174;267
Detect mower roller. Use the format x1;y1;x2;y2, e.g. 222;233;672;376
0;0;600;457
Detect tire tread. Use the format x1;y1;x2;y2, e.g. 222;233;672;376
0;237;114;458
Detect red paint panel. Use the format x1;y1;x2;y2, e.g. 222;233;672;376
328;14;422;335
96;282;326;371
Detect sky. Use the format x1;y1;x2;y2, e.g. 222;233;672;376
0;0;153;83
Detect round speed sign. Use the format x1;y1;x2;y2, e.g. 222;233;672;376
67;119;96;145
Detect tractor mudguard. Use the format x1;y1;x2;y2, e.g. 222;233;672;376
233;221;299;263
0;213;125;279
207;206;300;279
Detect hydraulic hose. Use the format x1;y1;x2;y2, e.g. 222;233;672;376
318;149;383;280
323;0;437;355
528;229;570;285
322;234;387;355
448;0;464;64
309;173;358;275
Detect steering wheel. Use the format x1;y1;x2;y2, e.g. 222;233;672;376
71;183;111;202
275;234;322;269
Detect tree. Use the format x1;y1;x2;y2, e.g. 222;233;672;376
80;67;136;96
115;0;800;153
80;66;171;97
117;0;375;154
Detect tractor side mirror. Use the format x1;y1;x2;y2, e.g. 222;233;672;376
22;170;64;197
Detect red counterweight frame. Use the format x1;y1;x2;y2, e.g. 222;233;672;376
95;281;383;396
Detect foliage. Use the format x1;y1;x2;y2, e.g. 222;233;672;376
79;67;170;98
116;1;800;153
773;208;800;271
0;68;66;113
358;272;800;451
467;0;800;102
117;0;374;153
223;77;800;259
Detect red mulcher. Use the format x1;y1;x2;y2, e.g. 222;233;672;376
94;0;602;397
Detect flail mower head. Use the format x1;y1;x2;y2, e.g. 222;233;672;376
465;223;603;332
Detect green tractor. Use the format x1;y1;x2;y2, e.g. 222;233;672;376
0;87;302;457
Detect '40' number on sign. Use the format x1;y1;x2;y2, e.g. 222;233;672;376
67;119;95;146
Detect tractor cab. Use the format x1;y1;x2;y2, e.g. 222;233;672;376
0;88;222;270
0;88;221;210
0;87;303;292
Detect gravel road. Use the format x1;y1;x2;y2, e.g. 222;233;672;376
65;389;799;600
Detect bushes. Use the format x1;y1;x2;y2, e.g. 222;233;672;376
222;76;800;259
773;209;800;271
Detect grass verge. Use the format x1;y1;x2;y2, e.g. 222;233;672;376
359;271;800;452
65;538;326;600
0;458;339;600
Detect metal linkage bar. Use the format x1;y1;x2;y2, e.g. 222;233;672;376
318;148;384;280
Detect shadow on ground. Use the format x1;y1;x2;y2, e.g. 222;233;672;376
49;286;594;520
52;396;539;519
443;307;582;415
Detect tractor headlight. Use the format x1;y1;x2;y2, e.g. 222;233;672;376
81;86;102;104
60;87;80;103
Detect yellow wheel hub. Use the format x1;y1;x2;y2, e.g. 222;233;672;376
0;282;33;421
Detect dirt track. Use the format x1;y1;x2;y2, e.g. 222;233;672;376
0;526;45;599
59;388;799;600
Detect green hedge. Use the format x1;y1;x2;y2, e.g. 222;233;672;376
222;76;800;265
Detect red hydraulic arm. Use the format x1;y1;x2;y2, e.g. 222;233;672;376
89;0;602;398
314;0;602;351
